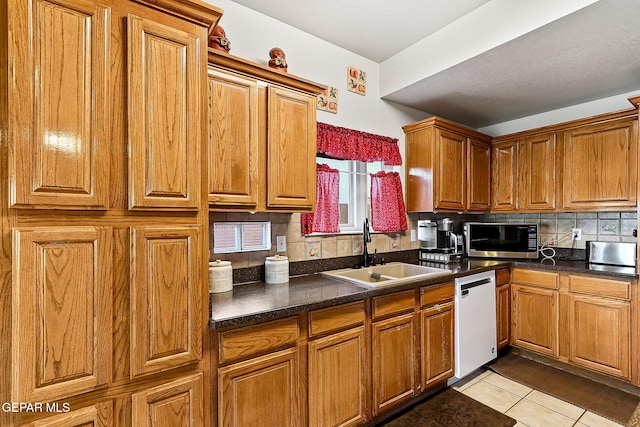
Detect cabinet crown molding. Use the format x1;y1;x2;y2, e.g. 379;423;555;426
133;0;223;29
208;49;326;95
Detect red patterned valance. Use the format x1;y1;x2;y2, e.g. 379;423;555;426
317;122;402;165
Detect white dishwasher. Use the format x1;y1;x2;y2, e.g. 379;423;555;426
450;270;497;384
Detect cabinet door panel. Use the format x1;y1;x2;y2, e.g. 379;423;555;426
22;401;113;427
130;225;202;378
267;86;316;210
434;129;465;210
496;284;511;350
568;294;630;379
519;133;556;210
128;15;202;210
467;139;491;211
132;373;203;427
8;0;110;209
421;301;454;387
308;327;367;427
563;119;637;209
219;348;300;427
512;285;558;357
492;141;518;211
372;313;417;415
12;227;112;402
208;68;259;207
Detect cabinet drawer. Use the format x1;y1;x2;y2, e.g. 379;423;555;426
420;283;454;307
218;317;299;364
372;290;415;320
496;268;510;286
568;275;631;300
512;269;559;289
309;301;365;337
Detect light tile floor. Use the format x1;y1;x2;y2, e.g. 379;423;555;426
452;369;624;427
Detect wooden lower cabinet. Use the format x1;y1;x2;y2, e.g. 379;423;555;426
512;284;559;358
132;373;204;427
496;283;511;350
420;301;455;387
371;313;418;415
308;326;368;427
218;348;300;427
496;268;511;350
510;268;635;383
567;289;631;380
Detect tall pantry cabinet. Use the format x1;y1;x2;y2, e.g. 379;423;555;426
0;1;222;426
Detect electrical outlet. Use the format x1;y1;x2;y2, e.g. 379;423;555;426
572;228;582;240
410;229;417;242
276;235;286;252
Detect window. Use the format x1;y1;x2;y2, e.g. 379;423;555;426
319;157;387;233
213;221;271;253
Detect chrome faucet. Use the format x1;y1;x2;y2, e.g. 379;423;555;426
362;218;376;267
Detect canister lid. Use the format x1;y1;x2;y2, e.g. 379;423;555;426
266;255;288;262
209;259;231;267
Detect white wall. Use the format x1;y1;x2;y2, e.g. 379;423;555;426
479;89;640;136
203;0;430;149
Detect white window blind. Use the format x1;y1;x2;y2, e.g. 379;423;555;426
213;222;271;253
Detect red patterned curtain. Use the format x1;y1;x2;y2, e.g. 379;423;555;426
301;164;340;235
317;122;402;166
370;171;408;232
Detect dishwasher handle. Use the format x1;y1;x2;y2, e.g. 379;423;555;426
460;277;493;291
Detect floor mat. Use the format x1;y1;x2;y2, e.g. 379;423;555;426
376;388;516;427
488;352;639;425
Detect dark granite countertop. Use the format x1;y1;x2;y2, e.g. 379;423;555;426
209;257;638;330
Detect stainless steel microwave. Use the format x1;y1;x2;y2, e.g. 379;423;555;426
463;222;538;259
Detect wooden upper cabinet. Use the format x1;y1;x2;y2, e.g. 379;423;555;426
267;86;316;210
467;138;491;211
127;14;204;210
491;140;518;211
519;133;557;211
132;373;204;427
8;0;110;209
404;117;491;213
434;129;466;211
12;227;112;402
130;225;203;378
562;118;637;210
207;68;259;208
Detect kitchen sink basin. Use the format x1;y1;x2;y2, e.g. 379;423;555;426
321;262;452;288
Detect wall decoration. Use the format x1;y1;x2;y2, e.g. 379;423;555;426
347;66;367;95
317;86;338;113
268;47;288;72
208;24;230;52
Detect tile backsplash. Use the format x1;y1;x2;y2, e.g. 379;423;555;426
209;212;424;266
209;211;638;267
481;212;638;249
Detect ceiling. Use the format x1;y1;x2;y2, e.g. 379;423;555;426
229;0;640;129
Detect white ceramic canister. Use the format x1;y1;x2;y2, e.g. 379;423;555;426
209;260;233;293
265;255;289;284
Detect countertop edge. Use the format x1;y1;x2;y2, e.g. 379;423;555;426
209;259;638;330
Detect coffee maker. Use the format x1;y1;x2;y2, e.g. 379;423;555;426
418;218;464;263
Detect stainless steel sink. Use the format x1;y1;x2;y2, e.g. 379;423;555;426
321;262;452;288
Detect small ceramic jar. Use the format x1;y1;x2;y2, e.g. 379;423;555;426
209;260;232;293
265;255;289;284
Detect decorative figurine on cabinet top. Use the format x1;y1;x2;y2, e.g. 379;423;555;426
209;24;230;52
268;47;288;72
